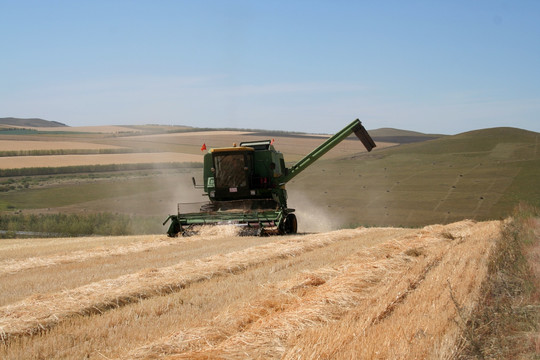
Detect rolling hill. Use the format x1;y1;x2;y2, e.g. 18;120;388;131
368;127;444;144
287;126;540;228
0;124;537;231
0;117;67;128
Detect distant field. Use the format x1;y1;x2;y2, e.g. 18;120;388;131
111;131;395;162
0;140;124;151
0;125;537;230
132;130;253;137
0;152;202;169
17;125;143;134
0;129;390;172
0;126;390;162
0;172;201;216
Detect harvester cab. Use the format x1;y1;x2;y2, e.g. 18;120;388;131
205;140;284;203
164;119;376;236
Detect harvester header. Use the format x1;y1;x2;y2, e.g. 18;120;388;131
164;119;376;236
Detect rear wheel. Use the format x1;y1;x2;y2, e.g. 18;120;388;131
280;213;297;235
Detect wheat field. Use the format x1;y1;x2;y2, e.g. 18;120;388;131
22;125;143;133
0;220;499;359
0;131;390;169
0;152;203;169
0;140;124;152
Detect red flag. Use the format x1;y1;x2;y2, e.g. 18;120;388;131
270;138;275;145
201;143;207;151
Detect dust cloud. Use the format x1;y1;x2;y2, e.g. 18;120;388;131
288;192;345;233
161;171;207;214
153;168;343;234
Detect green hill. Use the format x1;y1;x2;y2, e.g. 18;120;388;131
391;127;538;155
0;117;67;128
368;127;443;144
287;127;540;227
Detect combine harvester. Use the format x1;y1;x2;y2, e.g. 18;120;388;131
164;119;376;236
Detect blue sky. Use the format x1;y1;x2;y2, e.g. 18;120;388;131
1;1;539;134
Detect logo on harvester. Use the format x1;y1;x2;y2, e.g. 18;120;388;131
207;177;215;187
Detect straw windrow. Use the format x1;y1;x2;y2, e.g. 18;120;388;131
0;226;241;276
1;236;188;275
0;228;362;341
123;220;498;359
0;220;500;358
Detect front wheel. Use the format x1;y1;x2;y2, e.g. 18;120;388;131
165;215;181;237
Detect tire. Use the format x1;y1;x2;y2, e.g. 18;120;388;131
281;213;297;235
167;222;180;237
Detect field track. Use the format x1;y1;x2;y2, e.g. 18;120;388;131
0;220;500;359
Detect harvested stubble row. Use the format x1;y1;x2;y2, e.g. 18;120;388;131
0;234;202;276
0;226;270;306
0;220;500;359
0;228;363;340
124;220;499;359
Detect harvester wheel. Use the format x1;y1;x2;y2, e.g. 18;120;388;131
166;215;181;237
280;213;297;235
167;223;180;237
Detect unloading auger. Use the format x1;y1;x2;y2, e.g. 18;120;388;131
163;119;376;236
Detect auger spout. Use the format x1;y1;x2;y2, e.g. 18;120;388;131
281;119;375;184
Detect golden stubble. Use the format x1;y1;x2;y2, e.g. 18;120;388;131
0;221;499;359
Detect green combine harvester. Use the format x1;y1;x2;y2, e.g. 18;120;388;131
164;119;376;236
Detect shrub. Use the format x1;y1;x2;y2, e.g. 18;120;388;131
0;213;163;237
